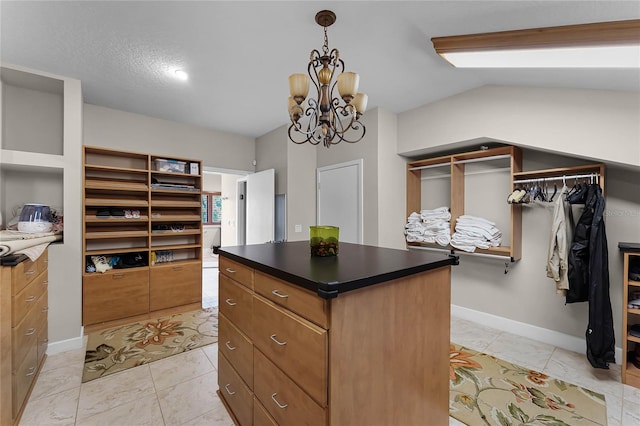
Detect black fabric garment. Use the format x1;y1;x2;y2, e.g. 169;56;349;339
567;184;616;369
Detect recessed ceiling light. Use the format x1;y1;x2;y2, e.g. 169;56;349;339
174;69;189;81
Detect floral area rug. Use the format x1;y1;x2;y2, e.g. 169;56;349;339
82;308;218;383
449;343;607;426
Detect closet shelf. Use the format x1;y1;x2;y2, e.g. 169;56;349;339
84;247;149;256
151;214;201;222
85;198;149;207
84;164;148;174
151;243;201;251
85;215;149;223
407;242;512;257
83;265;149;277
85;231;148;239
85;179;148;192
151;229;200;236
628;280;640;287
151;259;201;268
629;308;640;316
628;334;640;344
151;200;201;207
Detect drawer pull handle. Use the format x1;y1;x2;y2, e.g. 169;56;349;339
271;393;288;409
172;266;184;271
224;384;236;395
25;270;36;275
270;334;287;346
43;281;49;286
271;289;289;299
112;274;125;279
42;307;49;313
225;341;236;351
225;268;236;274
25;328;36;336
25;367;36;377
225;299;237;306
43;339;49;343
26;296;37;302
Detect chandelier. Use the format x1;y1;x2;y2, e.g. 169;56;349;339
288;10;368;148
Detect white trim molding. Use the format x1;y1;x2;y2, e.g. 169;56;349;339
46;327;85;355
451;304;622;364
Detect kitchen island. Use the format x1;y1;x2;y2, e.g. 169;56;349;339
217;241;457;426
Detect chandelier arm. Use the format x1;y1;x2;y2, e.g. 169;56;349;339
288;123;320;145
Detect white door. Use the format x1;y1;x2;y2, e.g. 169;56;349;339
317;160;363;244
245;169;275;245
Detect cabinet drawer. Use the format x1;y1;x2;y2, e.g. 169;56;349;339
219;312;253;388
12;298;45;370
150;262;201;311
219;353;253;426
220;257;254;290
254;271;328;328
219;274;253;338
13;269;48;327
12;343;38;417
252;295;327;406
12;250;48;295
253;397;278;426
254;349;326;426
83;269;149;325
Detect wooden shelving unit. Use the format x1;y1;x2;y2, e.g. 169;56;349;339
406;146;522;260
622;246;640;389
82;146;203;327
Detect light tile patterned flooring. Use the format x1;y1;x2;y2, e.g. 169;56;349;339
19;267;640;425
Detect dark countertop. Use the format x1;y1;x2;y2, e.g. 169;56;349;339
219;241;458;299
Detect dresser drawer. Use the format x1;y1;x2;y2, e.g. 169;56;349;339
150;261;201;311
12;343;38;416
254;271;328;328
219;274;253;338
220;257;254;290
12;250;48;295
219;353;253;426
12;297;45;370
253;397;278;426
219;313;253;388
254;349;326;426
12;269;48;327
83;269;149;325
252;295;327;406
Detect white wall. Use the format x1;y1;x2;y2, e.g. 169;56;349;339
398;85;640;168
396;86;640;353
286;133;317;241
83;104;256;171
255;126;287;195
316;111;380;246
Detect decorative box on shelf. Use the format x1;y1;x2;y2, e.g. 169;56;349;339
153;159;186;173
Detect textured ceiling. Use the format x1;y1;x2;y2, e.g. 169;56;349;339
2;1;639;138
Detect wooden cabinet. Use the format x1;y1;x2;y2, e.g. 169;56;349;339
407;145;522;260
622;246;640;388
218;252;451;426
82;146;202;327
0;250;49;426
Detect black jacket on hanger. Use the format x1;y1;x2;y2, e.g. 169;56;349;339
567;184;616;369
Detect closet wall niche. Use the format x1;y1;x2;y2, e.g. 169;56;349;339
407;146;522;261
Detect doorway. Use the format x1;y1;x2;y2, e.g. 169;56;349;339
317;159;363;244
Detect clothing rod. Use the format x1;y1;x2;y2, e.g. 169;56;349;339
452;154;512;165
408;162;450;171
513;173;599;185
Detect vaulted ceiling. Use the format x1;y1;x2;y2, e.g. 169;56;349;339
2;1;639;138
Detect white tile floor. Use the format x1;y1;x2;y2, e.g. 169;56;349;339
19;269;640;425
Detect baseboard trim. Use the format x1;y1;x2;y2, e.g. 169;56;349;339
451;304;622;364
46;326;85;355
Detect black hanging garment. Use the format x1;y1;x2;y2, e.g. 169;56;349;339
567;184;616;369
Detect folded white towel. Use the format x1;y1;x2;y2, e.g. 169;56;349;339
435;233;451;247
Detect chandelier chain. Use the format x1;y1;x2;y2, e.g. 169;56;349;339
322;26;329;56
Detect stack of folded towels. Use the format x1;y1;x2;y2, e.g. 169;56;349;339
450;215;502;252
405;207;451;246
